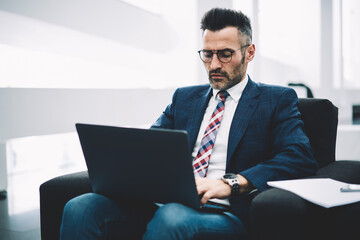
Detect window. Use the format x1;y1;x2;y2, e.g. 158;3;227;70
342;0;360;88
256;0;321;88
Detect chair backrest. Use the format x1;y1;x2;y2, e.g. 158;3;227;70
298;98;338;167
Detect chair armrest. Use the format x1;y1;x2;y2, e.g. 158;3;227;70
314;160;360;183
39;171;92;240
250;188;318;240
250;160;360;240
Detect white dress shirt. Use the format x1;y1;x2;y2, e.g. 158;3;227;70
192;75;248;205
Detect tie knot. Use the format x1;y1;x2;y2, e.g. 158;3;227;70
217;91;229;102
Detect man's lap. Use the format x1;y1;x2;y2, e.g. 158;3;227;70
60;193;248;240
145;202;247;240
60;193;157;239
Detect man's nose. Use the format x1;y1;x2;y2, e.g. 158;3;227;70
210;54;222;70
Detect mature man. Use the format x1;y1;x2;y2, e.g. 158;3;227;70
60;8;317;240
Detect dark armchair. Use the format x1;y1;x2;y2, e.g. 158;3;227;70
40;98;360;240
250;98;360;240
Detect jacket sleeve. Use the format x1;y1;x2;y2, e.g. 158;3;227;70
240;88;318;192
150;88;179;130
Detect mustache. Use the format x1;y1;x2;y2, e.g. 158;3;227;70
209;69;229;78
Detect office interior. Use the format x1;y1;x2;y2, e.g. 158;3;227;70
0;0;360;239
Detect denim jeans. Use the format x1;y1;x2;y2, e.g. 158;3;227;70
60;193;248;240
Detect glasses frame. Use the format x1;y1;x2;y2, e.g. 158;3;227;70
198;44;251;63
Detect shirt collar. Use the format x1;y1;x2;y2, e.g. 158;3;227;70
212;74;248;102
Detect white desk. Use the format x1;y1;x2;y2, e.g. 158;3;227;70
336;125;360;161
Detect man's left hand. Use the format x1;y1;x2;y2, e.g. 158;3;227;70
195;177;231;205
195;175;254;205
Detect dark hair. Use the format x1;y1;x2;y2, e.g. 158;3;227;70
200;8;252;44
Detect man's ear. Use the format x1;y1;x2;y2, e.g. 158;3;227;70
246;44;255;62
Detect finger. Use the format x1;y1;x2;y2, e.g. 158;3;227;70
195;177;204;185
196;182;206;195
200;192;212;205
195;178;206;193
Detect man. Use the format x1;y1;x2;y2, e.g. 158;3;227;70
60;8;317;239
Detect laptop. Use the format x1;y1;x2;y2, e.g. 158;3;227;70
75;123;201;209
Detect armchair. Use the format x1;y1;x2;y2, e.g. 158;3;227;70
39;98;360;240
250;98;360;240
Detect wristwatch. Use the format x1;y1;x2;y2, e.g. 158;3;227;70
222;173;240;195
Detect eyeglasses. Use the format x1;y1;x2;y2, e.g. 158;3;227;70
198;44;250;63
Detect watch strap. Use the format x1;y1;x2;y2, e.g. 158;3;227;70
222;174;240;195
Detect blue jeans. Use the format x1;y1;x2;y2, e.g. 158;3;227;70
60;193;248;240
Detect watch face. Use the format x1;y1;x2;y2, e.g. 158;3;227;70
223;173;237;179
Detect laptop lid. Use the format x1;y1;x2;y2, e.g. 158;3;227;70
75;123;201;209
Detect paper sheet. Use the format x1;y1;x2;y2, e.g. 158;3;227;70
267;178;360;208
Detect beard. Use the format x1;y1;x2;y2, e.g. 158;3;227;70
208;56;246;90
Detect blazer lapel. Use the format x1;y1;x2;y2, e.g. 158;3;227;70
227;79;260;164
187;87;212;151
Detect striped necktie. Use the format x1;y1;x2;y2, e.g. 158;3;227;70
193;91;229;178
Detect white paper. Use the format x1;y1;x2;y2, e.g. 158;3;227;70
267;178;360;208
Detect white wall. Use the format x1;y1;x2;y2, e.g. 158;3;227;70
0;88;174;142
0;0;175;52
0;88;174;191
0;0;199;89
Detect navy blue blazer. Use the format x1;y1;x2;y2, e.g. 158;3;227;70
151;78;318;224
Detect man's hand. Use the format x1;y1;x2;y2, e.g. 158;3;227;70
195;177;231;205
195;175;254;205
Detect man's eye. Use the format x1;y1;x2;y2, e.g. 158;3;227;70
203;51;213;58
219;51;232;58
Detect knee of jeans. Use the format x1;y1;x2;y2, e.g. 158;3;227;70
62;193;100;223
151;203;192;228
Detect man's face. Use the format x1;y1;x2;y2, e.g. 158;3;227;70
202;26;255;90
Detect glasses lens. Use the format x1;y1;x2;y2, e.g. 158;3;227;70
198;50;234;63
200;50;212;62
218;50;232;63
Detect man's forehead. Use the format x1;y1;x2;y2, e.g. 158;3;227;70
202;27;241;49
203;26;239;35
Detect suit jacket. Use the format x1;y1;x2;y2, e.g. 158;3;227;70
151;78;318;225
